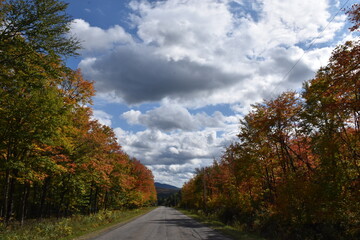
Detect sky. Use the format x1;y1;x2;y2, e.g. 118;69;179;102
64;0;357;187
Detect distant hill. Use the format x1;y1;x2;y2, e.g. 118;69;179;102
155;182;180;206
155;182;180;190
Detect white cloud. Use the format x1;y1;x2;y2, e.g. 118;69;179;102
131;0;233;62
70;19;133;54
123;104;197;131
147;161;213;187
72;0;354;186
92;110;113;126
114;123;237;167
302;47;334;71
119;129;216;165
113;103;240;185
121;104;235;131
122;110;142;125
77;0;349;109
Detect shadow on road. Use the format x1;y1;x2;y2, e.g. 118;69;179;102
151;218;204;228
150;213;232;240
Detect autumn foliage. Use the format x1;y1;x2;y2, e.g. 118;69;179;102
181;5;360;240
0;0;156;225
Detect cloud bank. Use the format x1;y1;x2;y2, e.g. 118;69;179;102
70;0;351;186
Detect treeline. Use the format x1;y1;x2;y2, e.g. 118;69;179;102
181;4;360;240
0;0;156;225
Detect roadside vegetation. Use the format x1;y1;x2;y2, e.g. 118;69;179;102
178;208;264;240
181;4;360;240
0;207;155;240
0;0;157;230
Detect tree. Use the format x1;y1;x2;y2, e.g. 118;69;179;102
0;0;158;225
181;4;360;238
0;51;66;222
347;3;360;32
0;0;80;223
0;0;79;62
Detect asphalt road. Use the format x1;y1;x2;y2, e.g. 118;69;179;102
91;206;232;240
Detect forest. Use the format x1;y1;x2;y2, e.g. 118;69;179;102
1;0;359;239
181;4;360;240
0;0;157;225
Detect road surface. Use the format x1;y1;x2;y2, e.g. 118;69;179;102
91;206;232;240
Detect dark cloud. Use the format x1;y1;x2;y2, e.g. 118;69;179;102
257;47;316;94
286;60;315;84
272;55;315;84
80;46;246;104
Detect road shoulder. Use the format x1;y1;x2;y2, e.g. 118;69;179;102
176;208;264;240
74;207;158;240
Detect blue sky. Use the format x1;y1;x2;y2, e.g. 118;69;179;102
64;0;356;187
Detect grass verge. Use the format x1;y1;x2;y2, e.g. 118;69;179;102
177;208;265;240
0;207;156;240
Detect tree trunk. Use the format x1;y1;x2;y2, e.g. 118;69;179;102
202;173;207;212
31;183;39;219
20;183;30;226
104;191;109;210
1;169;10;221
88;183;93;214
94;187;99;213
6;176;15;223
39;177;51;219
